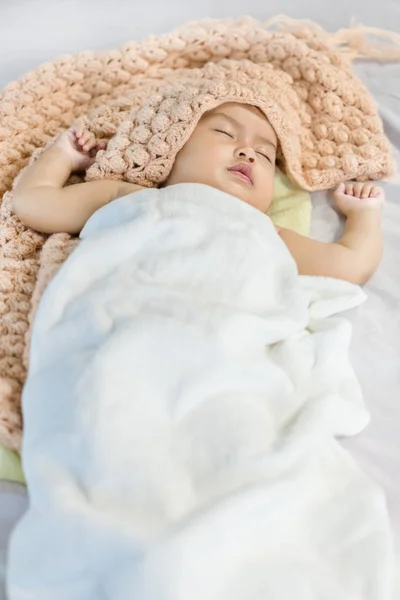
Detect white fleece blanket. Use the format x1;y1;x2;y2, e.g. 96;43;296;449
7;183;394;600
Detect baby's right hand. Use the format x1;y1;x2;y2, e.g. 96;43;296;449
53;127;107;172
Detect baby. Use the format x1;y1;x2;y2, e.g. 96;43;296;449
12;102;384;284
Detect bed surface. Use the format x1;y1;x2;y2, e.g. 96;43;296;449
0;1;399;597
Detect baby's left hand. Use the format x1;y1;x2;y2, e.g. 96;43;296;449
333;181;385;217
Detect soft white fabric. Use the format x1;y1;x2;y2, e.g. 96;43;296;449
7;184;393;600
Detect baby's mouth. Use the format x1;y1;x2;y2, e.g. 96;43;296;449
227;162;254;185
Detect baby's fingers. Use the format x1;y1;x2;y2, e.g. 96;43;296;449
370;185;384;199
344;182;355;196
82;133;96;152
85;136;106;153
69;127;86;143
89;141;107;158
360;182;374;198
352;182;366;198
73;129;95;151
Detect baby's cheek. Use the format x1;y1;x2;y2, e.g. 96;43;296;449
262;174;275;201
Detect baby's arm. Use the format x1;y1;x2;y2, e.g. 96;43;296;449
12;128;141;235
279;181;384;285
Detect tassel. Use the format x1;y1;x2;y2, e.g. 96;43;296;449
263;15;400;63
331;24;400;61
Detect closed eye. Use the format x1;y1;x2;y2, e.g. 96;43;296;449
214;129;234;139
256;151;272;163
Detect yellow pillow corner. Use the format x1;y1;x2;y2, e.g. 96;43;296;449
0;445;25;485
269;169;312;237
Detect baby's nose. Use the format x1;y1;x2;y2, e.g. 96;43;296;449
237;148;256;163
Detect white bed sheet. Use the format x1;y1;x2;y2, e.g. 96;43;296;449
0;1;399;597
310;60;400;549
0;484;27;600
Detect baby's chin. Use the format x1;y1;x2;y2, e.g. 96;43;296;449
217;179;271;213
219;170;272;211
163;174;271;213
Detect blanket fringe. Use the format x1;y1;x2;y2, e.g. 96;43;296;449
331;24;400;61
263;15;400;62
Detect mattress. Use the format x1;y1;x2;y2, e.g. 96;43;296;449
0;0;399;597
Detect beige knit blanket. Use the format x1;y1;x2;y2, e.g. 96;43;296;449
1;16;399;450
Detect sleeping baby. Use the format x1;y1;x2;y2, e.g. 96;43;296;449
12;102;384;284
8;99;392;599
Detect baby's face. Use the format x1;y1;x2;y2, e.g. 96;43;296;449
165;103;277;213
